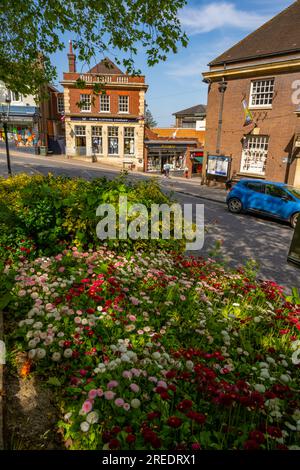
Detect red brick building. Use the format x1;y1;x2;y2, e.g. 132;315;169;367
203;1;300;186
61;43;147;170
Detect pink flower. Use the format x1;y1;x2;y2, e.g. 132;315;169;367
122;371;132;379
81;400;93;414
114;398;125;407
130;383;140;393
137;330;144;335
130;297;140;306
180;295;186;301
88;389;98;400
157;380;168;389
97;388;104;397
128;315;136;322
148;376;158;383
104;391;116;400
130;368;141;377
107;380;119;389
123;403;130;411
58;267;65;273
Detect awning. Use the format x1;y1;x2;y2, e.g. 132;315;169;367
192;156;203;163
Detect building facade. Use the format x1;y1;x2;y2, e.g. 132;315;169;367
0;82;65;154
173;104;206;130
203;1;300;186
61;44;147;170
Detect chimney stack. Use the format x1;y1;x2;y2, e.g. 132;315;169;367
68;40;76;73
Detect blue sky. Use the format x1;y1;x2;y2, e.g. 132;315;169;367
51;0;293;127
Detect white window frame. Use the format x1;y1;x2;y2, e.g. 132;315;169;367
118;95;129;114
100;94;110;113
108;126;119;155
57;95;64;113
240;135;269;176
10;91;22;103
124;127;135;155
91;126;103;154
79;94;91;112
74;125;86;136
249;79;275;109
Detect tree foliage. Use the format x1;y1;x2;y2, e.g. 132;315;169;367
145;106;157;128
0;0;188;94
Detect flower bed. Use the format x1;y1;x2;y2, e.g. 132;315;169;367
5;247;300;450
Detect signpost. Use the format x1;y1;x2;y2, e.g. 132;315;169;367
207;155;231;177
288;216;300;267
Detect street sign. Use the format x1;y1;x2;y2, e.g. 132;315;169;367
288;216;300;268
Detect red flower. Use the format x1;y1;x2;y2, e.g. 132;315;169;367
167;416;182;428
267;426;282;438
249;430;265;444
126;434;136;444
147;411;161;421
191;443;201;450
109;439;120;449
243;440;260;450
177;399;193;412
111;426;121;435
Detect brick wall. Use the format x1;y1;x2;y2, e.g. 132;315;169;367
205;71;300;185
67;88;141;116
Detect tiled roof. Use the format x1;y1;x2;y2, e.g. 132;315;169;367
173;104;207;116
88;58;124;75
209;1;300;66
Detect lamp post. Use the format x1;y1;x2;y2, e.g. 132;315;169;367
0;92;12;176
216;79;228;155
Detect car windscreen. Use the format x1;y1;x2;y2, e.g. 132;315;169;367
287;187;300;199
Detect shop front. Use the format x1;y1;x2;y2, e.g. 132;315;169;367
190;150;204;175
0;106;39;154
145;140;198;174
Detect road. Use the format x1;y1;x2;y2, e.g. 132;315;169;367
0;152;299;291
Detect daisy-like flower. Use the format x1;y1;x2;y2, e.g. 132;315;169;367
104;391;116;400
81;400;93;414
130;383;140;393
86;411;99;424
131;399;141;409
80;421;90;432
107;380;119;389
36;348;46;359
114;398;125;407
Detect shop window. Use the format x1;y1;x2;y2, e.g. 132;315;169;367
124;127;134;155
108;126;119;155
240;135;269;175
92;126;103;154
75;125;86;155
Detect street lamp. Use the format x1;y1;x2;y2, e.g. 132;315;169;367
0;91;12;175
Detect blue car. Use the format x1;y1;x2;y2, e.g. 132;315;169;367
226;180;300;228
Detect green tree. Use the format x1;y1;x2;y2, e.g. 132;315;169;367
0;0;188;95
145;105;157;128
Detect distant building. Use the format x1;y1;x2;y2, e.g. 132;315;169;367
173;104;206;130
203;0;300;186
61;42;148;170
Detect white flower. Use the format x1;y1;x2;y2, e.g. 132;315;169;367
36;348;46;359
63;349;73;358
28;339;39;348
280;374;291;383
259;362;269;369
52;352;61;362
254;317;261;323
131;399;141;409
260;369;270;379
28;349;36;359
80;421;90;432
33;321;43;329
254;384;266;393
285;422;297;431
121;354;131;363
291;349;300;365
86;411;99;424
186;360;194;371
64;412;72;422
152;352;161;360
266;357;275;365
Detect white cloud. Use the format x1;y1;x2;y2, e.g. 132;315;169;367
180;2;269;34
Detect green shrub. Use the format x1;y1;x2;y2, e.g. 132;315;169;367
0;173;185;260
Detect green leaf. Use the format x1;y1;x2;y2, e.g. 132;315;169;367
47;376;62;387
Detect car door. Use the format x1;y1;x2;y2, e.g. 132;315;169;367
245;182;267;211
264;184;291;218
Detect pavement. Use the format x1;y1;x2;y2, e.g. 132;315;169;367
0;149;227;204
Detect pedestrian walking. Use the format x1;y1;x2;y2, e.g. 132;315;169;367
184;166;189;178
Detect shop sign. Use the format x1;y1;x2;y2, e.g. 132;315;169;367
71;116;138;123
207;155;231;177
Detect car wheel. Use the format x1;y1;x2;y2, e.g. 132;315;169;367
291;212;299;229
228;198;243;214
